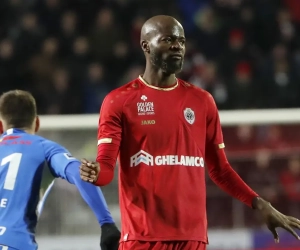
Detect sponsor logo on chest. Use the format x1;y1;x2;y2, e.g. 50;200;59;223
141;120;155;125
130;150;204;167
137;95;155;115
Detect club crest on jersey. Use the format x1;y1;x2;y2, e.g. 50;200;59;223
137;95;155;116
184;108;195;124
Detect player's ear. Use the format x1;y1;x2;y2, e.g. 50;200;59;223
35;116;40;133
141;40;150;53
0;120;3;134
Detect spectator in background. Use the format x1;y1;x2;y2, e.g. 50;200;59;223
276;8;297;50
194;6;223;59
218;28;250;79
89;8;123;62
29;37;60;83
37;0;61;36
246;150;279;205
0;0;299;112
44;68;81;114
189;61;229;109
224;125;256;153
284;0;300;23
106;41;132;86
0;39;17;91
83;63;110;113
243;149;280;227
15;12;44;62
280;156;300;218
0;0;23;38
259;125;289;150
228;61;256;109
238;4;256;48
117;64;144;87
66;36;91;87
59;11;78;57
130;16;145;49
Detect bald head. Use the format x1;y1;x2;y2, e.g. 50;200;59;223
140;15;183;42
140;15;185;75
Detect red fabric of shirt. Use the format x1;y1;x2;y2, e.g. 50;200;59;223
95;77;258;242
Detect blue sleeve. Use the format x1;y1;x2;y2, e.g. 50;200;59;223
41;139;78;179
41;139;114;226
65;161;115;226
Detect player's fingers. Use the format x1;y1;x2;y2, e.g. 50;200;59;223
90;163;98;168
80;175;92;182
81;158;89;164
267;225;279;243
84;176;95;183
287;216;300;226
80;165;94;173
281;223;300;240
290;221;300;230
80;170;90;177
89;174;97;180
86;162;99;170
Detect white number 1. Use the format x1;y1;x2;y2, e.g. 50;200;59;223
0;226;6;235
1;153;22;190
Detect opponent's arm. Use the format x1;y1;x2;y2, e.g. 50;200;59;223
65;161;115;226
42;140;115;226
43;140;120;249
205;94;300;242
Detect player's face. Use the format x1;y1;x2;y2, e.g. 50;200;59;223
149;24;185;74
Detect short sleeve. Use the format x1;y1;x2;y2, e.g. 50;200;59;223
41;139;79;179
97;93;123;147
206;94;224;149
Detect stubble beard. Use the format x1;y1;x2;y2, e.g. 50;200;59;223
150;52;183;74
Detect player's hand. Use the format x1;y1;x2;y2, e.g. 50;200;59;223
100;223;121;250
80;158;100;183
253;197;300;243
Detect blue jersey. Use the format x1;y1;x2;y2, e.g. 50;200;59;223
0;129;114;250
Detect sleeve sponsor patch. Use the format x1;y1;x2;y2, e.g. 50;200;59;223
64;153;75;159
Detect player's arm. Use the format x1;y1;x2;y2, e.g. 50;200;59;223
42;140;115;226
80;93;122;186
204;94;258;207
205;94;300;242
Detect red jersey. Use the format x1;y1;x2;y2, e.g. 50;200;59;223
96;76;257;243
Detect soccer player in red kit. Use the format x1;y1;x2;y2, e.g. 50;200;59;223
80;15;300;250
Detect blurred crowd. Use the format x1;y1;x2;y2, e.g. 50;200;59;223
0;0;300;114
0;0;300;231
206;124;300;228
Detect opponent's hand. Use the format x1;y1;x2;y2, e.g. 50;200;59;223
100;223;121;250
253;197;300;243
80;158;100;183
